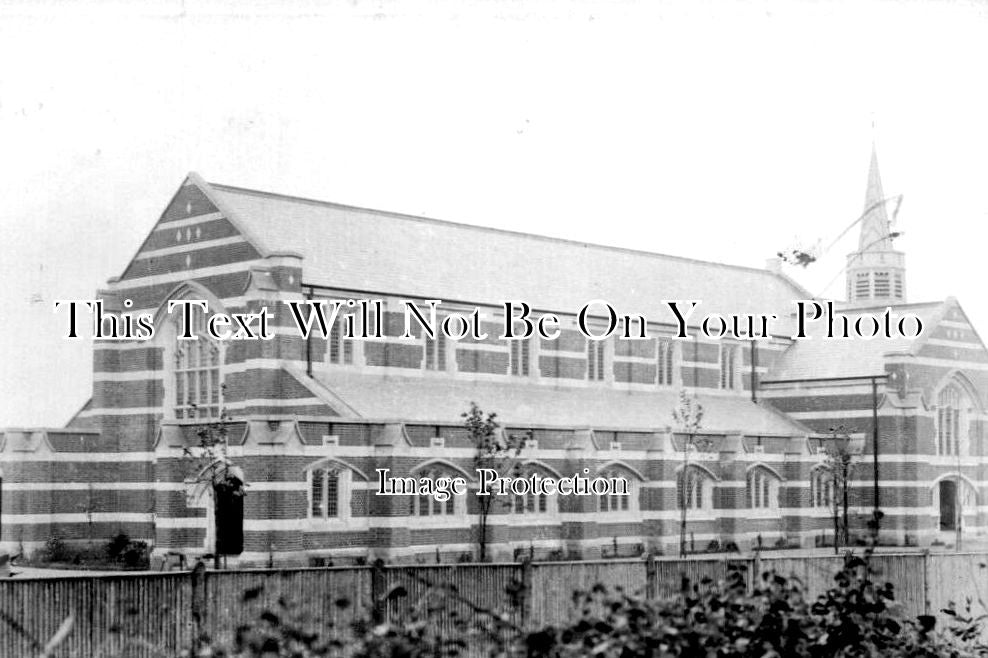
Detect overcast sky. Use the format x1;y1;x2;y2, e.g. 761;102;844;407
2;0;987;427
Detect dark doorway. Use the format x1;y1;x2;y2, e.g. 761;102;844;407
214;479;244;556
939;480;957;531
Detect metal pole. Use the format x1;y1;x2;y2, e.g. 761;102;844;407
842;455;850;547
872;376;881;534
750;340;758;403
832;467;840;555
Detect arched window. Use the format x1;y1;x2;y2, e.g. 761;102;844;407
810;468;834;508
598;467;639;513
413;469;460;516
424;327;447;371
719;344;738;390
587;340;606;382
309;465;352;521
657;339;676;387
937;385;969;456
677;467;713;511
174;302;223;419
510;338;531;377
510;466;556;515
328;316;353;365
747;467;780;509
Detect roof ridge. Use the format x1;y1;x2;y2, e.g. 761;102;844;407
835;300;945;312
207;181;808;284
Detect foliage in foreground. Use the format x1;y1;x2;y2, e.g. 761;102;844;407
173;551;988;658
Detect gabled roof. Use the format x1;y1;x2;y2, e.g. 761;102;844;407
204;179;811;325
767;300;946;380
311;370;810;436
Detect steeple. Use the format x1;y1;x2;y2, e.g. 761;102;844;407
845;144;906;307
859;145;893;252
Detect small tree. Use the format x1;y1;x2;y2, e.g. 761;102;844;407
672;390;709;558
822;425;857;552
183;404;246;568
463;403;528;562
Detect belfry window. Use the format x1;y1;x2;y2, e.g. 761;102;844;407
873;272;890;298
855;272;871;300
174;303;222;419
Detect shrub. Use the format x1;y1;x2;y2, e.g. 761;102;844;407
39;535;72;563
104;533;150;568
523;552;979;657
189;549;988;657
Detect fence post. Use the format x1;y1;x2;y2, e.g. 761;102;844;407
190;561;208;643
922;549;930;614
645;551;657;599
753;548;762;589
520;558;533;628
371;559;387;624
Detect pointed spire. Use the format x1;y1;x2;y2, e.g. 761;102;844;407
844;141;907;307
859;143;892;252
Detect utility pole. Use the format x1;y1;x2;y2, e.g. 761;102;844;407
871;376;881;533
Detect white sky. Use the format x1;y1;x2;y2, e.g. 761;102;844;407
2;0;987;427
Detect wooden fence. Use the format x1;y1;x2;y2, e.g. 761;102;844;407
2;551;987;657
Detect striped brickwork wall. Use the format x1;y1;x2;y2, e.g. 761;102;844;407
3;177;988;564
760;302;988;545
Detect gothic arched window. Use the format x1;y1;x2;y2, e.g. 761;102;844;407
810;468;833;508
937;385;969;456
510;467;555;515
598;467;639;513
413;469;460;516
174;303;222;419
657;339;676;387
719;344;738;390
309;465;352;521
747;467;780;509
677;467;713;511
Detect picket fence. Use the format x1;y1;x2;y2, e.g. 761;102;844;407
1;551;987;657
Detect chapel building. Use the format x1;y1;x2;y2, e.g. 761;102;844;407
1;150;985;565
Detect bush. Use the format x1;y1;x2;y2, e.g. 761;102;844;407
524;552;978;657
187;549;987;657
105;533;150;568
39;535;72;563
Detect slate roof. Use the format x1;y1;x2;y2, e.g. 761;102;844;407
309;369;809;436
206;181;811;326
766;301;945;381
